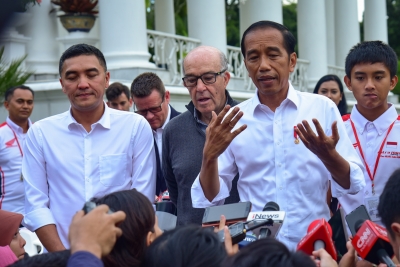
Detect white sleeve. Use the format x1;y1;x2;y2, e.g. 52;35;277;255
130;118;156;203
22;124;57;231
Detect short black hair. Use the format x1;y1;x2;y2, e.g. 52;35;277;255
8;250;70;267
4;85;34;102
241;20;296;58
130;72;165;99
142;225;227;267
222;238;316;267
106;82;130;101
59;43;107;75
313;74;348;115
345;41;398;78
378;169;400;237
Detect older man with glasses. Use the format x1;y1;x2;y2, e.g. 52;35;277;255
162;45;240;226
131;72;181;200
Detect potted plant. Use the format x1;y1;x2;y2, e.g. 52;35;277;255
51;0;98;33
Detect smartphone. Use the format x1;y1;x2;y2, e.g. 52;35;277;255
202;202;252;226
345;205;371;236
328;207;348;257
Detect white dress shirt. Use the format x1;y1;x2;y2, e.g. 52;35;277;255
22;104;156;248
338;104;400;224
153;105;171;168
0;117;32;214
191;83;365;250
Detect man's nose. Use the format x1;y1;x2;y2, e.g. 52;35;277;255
195;78;207;92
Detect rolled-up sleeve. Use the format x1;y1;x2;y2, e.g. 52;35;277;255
23;124;56;231
331;161;365;198
130;118;156;203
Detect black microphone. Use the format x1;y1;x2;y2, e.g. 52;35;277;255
258;201;279;239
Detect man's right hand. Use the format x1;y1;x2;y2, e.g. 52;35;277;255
68;204;126;258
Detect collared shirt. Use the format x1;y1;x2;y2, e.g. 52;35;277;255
193;108;208;132
22;104;156;248
338;104;400;224
0;117;32;214
191;83;365;250
153;105;171;168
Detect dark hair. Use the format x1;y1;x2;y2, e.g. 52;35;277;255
8;250;70;267
378;169;400;237
222;238;315;267
4;85;34;102
59;43;107;75
131;72;165;99
92;189;155;267
313;74;348;115
345;41;398;78
105;82;130;101
241;20;296;58
141;225;227;267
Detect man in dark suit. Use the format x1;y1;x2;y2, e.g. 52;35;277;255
131;72;180;198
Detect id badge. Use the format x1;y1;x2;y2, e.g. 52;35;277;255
364;196;380;222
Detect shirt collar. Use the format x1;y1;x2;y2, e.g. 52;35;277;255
66;102;111;130
250;81;299;112
351;104;398;135
6;117;32;134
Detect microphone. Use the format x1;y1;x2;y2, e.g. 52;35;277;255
246;201;285;238
297;218;337;261
351;220;395;267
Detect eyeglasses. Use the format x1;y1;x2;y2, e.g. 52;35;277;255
134;100;164;116
182;69;227;87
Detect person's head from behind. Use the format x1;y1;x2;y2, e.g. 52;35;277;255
8;250;70;267
240;21;297;105
222;238;315;267
313;74;348;115
58;43;110;114
131;72;170;130
182;46;230;124
142;225;227;267
0;210;26;260
344;41;398;117
378;168;400;260
4;85;34;123
92;189;162;267
106;82;132;111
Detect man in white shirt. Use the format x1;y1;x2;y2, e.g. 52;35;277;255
339;41;400;225
22;44;156;252
130;72;180;198
191;21;365;249
0;85;34;214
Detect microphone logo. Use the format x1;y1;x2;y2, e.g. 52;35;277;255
357;227;371;249
251;214;279;219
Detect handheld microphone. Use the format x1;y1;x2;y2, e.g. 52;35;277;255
297;218;337;261
351;220;395;267
247;201;285;238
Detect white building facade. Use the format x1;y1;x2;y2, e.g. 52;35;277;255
1;0;398;121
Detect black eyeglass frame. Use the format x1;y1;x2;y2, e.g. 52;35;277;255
182;69;227;87
134;100;164;116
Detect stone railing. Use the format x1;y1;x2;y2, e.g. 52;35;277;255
290;59;310;92
147;30;201;85
327;65;346;80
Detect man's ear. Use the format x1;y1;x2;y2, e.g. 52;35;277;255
146;231;155;246
391;222;400;238
389;75;398;91
4;101;9;110
289;52;297;73
106;101;111;107
129;98;133;107
344;75;353;92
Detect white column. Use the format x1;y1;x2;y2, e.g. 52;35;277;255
187;0;227;54
364;0;388;43
239;0;283;37
334;0;360;67
297;0;328;89
325;0;336;66
23;0;58;77
155;0;175;34
98;0;154;69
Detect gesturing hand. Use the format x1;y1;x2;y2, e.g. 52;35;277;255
203;105;247;161
295;119;339;161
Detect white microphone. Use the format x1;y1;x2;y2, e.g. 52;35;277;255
247;201;286;238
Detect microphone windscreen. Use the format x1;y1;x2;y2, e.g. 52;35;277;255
263;201;280;211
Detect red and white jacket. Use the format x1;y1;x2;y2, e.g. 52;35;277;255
0;117;32;214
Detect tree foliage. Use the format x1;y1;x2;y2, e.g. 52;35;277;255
0;47;33;100
387;0;400;96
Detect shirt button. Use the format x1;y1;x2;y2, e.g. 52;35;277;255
365;191;369;195
279;186;283;190
278;163;282;167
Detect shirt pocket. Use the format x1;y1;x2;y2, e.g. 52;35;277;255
99;153;127;187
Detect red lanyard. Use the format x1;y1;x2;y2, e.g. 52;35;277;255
349;119;395;195
6;123;23;157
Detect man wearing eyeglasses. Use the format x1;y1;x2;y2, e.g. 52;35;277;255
162;45;240;226
131;72;181;199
